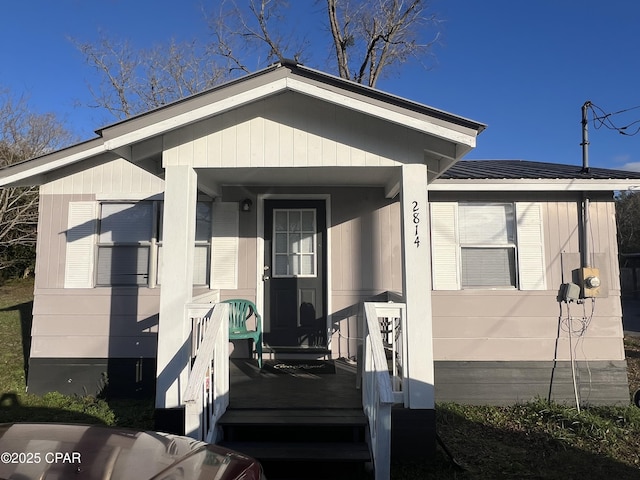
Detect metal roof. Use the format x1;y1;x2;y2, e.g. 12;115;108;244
441;160;640;180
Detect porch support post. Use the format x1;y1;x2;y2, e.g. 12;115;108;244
400;163;435;408
393;163;436;459
155;165;197;424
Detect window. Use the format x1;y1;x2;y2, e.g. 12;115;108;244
459;203;516;288
79;200;213;287
430;202;546;291
96;202;157;286
273;209;317;277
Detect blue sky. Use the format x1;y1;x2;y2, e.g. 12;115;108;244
2;0;639;171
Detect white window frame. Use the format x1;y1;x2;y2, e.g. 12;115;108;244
96;201;158;287
272;208;317;278
430;201;546;291
459;202;518;289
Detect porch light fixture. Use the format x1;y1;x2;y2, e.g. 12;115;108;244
241;198;253;212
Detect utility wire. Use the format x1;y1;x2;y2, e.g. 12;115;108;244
588;102;640;136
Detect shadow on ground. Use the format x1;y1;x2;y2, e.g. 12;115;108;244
392;405;640;480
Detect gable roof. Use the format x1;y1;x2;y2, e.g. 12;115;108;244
0;61;485;188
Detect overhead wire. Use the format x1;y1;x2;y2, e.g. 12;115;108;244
587;102;640;136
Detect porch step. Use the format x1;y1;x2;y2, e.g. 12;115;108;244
218;408;371;479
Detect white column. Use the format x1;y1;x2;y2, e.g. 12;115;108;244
155;165;198;409
400;163;435;409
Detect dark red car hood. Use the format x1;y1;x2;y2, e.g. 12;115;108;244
0;423;264;480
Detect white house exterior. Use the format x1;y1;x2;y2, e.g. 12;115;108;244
0;63;636;457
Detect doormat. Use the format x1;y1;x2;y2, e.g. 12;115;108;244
262;360;336;375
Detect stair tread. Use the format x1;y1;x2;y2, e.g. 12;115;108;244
220;441;371;461
219;409;367;426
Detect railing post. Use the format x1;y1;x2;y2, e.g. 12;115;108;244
183;303;230;442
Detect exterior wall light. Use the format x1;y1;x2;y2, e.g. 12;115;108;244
241;199;253;212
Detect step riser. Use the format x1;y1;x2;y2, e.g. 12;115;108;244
222;425;366;443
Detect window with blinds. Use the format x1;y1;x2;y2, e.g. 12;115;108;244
430;202;546;291
97;202;154;286
96;201;212;287
459;203;517;288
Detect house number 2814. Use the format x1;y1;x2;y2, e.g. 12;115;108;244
412;201;420;247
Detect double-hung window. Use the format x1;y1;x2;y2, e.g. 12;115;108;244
96;202;158;286
431;201;546;291
459;203;517;288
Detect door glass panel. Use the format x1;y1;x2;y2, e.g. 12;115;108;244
275;211;288;231
300;255;314;275
288;211;301;231
275;255;288;276
273;208;317;277
275;233;287;253
300;234;313;253
302;211;315;231
289;233;300;253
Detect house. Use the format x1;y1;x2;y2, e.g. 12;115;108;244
0;61;637;469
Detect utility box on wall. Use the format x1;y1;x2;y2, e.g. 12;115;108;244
580;267;602;298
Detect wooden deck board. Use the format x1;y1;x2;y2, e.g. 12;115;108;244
228;359;361;410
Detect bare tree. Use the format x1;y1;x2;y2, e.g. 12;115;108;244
326;0;439;87
73;33;230;119
0;90;74;277
76;1;439;119
210;0;439;87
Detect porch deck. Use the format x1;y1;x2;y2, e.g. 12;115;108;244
227;358;362;409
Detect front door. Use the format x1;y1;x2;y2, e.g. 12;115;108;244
263;200;327;348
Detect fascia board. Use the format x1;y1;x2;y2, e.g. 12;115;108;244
102;78;290;152
429;179;640;192
285;78;477;150
102;75;478;155
0;143;107;187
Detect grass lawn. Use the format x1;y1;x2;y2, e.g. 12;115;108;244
1;278;640;478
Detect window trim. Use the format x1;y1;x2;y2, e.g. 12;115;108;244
458;202;518;290
430;201;546;291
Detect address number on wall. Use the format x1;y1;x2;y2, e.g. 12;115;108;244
412;201;420;247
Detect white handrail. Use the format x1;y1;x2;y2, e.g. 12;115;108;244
362;301;406;480
184;302;230;443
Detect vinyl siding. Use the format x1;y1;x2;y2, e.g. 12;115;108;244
429;191;625;363
33;159;165;361
162;92;426;168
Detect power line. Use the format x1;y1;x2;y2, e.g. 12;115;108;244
588;102;640;136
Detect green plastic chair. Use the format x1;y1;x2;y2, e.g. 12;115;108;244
223;299;263;368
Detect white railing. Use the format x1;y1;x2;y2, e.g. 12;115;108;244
362;301;407;480
184;302;230;443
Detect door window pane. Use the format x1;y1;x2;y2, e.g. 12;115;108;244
273;209;317;277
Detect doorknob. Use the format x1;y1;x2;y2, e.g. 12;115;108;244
262;274;270;281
